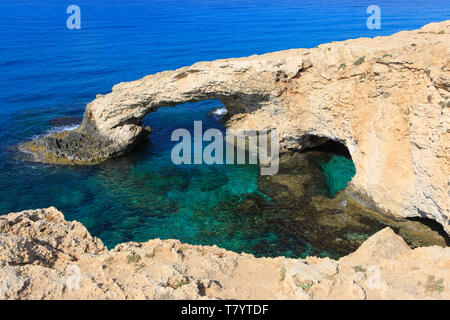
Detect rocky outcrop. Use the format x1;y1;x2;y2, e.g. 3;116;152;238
0;207;448;299
22;21;450;233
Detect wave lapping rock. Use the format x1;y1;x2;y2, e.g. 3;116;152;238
0;207;448;299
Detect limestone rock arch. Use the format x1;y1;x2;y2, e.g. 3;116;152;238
22;21;450;234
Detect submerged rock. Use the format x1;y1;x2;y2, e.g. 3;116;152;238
255;151;448;257
49;116;82;127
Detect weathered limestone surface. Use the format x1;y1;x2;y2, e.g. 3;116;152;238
22;21;450;233
0;207;448;300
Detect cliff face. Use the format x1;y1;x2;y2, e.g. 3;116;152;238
22;21;450;233
0;207;448;300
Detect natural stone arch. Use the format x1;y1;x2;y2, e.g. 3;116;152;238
24;53;308;164
22;21;450;235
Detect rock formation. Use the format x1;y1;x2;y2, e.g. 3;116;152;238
0;207;448;299
21;21;450;234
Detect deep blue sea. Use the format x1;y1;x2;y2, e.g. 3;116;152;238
0;0;449;258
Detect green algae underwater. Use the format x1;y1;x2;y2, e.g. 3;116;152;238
78;146;445;259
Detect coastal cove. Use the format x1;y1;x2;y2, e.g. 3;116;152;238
9;110;450;258
1;1;449;263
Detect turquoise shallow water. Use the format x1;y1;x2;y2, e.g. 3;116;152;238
1;98;357;257
319;155;356;197
0;0;449;258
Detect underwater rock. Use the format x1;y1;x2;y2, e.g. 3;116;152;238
49;116;82;127
255;152;448;257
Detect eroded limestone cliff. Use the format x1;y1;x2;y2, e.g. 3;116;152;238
21;21;450;234
0;207;448;299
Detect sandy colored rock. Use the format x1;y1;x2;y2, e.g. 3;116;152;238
0;207;448;299
22;21;450;234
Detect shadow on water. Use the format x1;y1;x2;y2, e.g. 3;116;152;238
407;217;450;246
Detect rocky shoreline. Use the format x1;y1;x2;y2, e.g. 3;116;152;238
19;21;450;236
0;207;448;299
6;21;448;300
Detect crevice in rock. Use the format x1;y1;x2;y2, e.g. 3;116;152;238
407;216;450;246
298;134;352;159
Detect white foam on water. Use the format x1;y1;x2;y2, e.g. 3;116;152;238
32;124;79;141
211;107;228;116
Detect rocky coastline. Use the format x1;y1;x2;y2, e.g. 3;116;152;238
6;21;449;300
19;21;450;235
0;207;448;299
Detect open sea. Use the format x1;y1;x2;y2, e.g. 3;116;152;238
0;0;449;258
